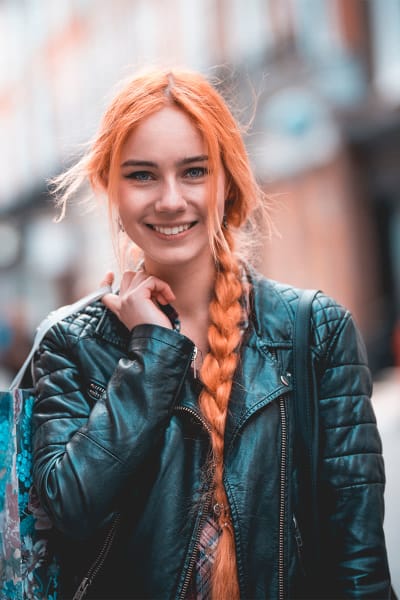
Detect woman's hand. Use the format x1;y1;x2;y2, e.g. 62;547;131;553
100;270;176;331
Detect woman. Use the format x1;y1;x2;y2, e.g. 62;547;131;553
32;68;391;599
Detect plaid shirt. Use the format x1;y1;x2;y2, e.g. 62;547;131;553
186;515;221;599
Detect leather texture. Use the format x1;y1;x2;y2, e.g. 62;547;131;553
32;271;391;599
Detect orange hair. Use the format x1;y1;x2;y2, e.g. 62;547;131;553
51;67;269;599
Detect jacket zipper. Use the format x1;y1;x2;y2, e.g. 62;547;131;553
278;396;288;600
72;512;121;600
174;404;213;598
178;486;213;599
174;404;212;434
268;346;288;600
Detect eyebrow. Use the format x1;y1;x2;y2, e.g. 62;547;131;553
120;155;209;168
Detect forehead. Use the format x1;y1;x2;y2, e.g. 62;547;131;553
121;106;205;160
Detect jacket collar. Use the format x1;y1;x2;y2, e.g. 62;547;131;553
246;267;295;347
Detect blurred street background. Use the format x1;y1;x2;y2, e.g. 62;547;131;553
0;0;399;591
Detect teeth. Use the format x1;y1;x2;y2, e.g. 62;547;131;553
152;223;191;235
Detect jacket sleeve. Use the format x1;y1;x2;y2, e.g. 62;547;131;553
315;295;391;598
32;321;194;539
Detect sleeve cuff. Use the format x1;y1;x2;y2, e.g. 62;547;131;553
128;323;195;358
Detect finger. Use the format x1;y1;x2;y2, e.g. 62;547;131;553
140;276;176;303
100;271;115;288
100;272;119;313
154;291;175;305
101;291;120;315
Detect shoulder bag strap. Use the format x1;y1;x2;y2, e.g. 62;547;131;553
9;285;112;391
293;289;320;560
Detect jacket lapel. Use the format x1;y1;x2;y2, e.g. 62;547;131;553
225;272;296;444
224;329;293;445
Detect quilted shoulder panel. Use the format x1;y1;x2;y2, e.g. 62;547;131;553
266;279;348;359
310;293;349;359
57;301;106;343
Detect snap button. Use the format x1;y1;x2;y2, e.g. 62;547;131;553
280;373;291;386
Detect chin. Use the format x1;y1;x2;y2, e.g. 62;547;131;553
146;248;212;270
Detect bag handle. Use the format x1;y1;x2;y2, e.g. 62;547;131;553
9;285;112;391
293;289;320;571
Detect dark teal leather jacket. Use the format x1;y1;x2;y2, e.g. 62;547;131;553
32;273;391;599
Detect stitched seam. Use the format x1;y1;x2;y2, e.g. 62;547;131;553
336;482;384;490
309;294;346;360
269;281;295;326
36;383;86;398
324;421;376;430
321;310;351;364
324;451;381;460
34;326;81;387
319;393;368;401
36;416;88;426
76;431;125;465
323;362;368;371
130;335;190;351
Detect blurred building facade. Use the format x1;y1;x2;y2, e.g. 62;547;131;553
1;0;400;381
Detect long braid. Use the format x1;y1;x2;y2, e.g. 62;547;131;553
199;227;243;600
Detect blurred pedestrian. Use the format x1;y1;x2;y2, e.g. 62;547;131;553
31;68;391;599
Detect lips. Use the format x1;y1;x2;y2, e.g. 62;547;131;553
148;222;196;236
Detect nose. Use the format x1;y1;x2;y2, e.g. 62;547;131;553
155;179;187;212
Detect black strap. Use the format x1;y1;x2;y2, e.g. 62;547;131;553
293;289;320;566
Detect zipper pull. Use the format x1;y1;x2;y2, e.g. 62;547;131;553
191;346;198;378
293;515;304;551
72;577;90;600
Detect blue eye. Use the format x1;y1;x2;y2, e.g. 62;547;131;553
185;167;207;178
126;171;153;181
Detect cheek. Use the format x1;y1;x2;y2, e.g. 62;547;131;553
116;182;128;208
117;185;140;217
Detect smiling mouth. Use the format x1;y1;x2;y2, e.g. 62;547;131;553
147;222;196;236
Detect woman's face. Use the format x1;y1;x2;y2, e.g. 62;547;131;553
117;106;226;271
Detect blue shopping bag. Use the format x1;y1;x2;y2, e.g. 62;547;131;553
0;286;110;599
0;387;59;599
